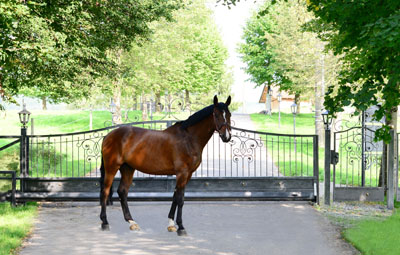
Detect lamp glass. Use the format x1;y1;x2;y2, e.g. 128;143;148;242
277;93;282;102
321;110;332;128
109;100;116;115
291;103;297;114
18;104;31;126
322;111;328;125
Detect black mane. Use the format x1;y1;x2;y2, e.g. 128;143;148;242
178;103;227;130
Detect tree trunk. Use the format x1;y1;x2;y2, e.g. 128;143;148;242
112;85;123;124
185;90;190;111
393;108;399;196
155;92;161;112
133;95;138;111
42;96;47;110
142;93;148;121
295;93;301;114
379;107;398;190
315;78;324;146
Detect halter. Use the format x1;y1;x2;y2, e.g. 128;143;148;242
213;111;230;133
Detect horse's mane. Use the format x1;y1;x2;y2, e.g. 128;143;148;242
177;103;227;130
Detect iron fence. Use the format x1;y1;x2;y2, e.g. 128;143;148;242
26;121;318;179
333;126;384;188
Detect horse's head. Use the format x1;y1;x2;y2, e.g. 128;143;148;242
213;95;232;143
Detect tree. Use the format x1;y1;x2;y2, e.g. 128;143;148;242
124;0;230;108
306;0;400;142
238;0;340;113
0;0;183;107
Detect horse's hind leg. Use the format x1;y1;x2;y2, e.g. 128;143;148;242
118;163;140;231
100;164;119;230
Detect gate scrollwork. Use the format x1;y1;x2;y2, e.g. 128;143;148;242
230;130;263;164
76;131;105;163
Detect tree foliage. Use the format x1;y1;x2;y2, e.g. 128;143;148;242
238;0;340;107
0;0;183;105
306;0;400;142
124;0;230;101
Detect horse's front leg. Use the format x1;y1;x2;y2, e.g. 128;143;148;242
168;171;190;236
167;186;186;236
167;189;178;232
175;187;186;236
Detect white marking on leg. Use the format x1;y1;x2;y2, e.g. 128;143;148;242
167;218;177;232
168;218;175;227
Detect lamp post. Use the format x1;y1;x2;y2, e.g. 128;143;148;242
322;110;332;205
18;102;31;179
109;98;117;126
267;87;272;116
277;92;282;128
291;102;297;134
291;102;297;153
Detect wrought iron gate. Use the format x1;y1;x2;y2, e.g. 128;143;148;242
331;111;385;201
4;120;319;203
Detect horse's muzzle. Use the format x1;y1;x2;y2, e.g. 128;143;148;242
220;132;231;143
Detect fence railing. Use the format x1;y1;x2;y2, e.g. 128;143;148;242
333;126;384;188
25;121;318;179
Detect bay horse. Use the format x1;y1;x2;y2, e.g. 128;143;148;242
99;95;232;236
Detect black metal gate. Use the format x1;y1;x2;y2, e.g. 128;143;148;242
4;120;319;203
331;114;385;201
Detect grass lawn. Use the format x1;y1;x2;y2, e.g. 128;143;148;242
0;202;37;255
250;112;317;135
343;202;400;255
250;113;325;180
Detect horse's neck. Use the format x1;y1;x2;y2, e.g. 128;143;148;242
186;114;215;150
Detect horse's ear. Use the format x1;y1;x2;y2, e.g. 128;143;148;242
225;96;231;106
213;95;218;107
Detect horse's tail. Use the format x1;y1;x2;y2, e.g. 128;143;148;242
99;155;113;205
99;155;105;204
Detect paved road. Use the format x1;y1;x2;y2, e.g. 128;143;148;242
20;201;358;255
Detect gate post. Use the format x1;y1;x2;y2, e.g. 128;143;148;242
322;111;332;206
20;125;29;177
387;129;395;210
324;127;331;205
18;104;31;193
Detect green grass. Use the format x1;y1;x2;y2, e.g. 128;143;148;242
250;113;324;180
343;202;400;255
250;112;317;135
0;202;37;255
0;110;143;135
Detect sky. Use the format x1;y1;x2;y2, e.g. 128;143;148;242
209;0;265;113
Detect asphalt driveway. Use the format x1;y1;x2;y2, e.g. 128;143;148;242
20;201;358;255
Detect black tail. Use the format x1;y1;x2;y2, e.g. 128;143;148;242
99;156;113;205
99;156;105;205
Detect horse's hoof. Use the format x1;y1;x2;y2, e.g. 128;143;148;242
168;226;177;232
177;229;187;236
129;221;141;231
129;224;140;231
101;224;110;231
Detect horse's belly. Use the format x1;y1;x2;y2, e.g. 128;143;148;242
127;156;175;176
136;165;176;176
